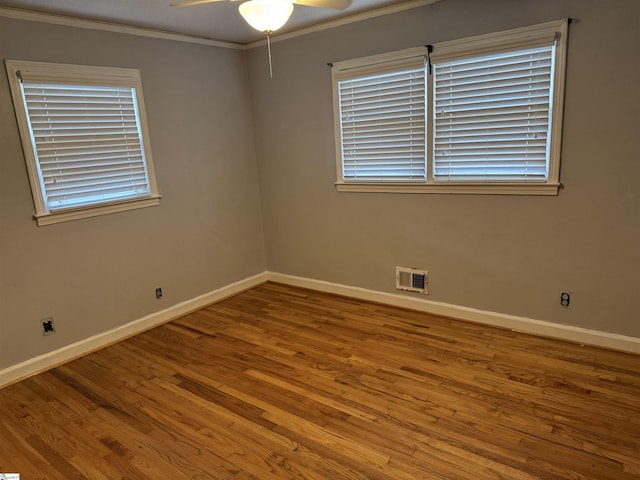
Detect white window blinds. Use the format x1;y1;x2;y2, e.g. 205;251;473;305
6;60;160;225
332;21;567;194
433;46;554;182
336;58;427;181
20;81;151;210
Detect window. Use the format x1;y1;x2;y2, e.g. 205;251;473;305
332;20;569;195
334;51;427;182
6;60;160;225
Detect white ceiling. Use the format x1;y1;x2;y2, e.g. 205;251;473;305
0;0;433;45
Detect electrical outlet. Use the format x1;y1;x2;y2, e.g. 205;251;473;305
155;287;163;299
41;318;55;336
560;291;571;308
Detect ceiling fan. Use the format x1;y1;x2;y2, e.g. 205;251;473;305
173;0;351;77
172;0;352;34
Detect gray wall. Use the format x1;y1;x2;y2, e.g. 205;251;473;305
248;0;640;336
2;0;639;372
0;18;267;369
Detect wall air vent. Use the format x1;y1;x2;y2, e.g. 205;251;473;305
396;266;428;294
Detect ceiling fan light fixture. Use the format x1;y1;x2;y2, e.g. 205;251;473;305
239;0;294;33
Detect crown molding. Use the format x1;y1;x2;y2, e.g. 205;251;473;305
0;6;244;49
0;1;441;51
249;0;441;48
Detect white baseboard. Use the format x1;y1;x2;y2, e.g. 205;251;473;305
0;272;268;388
2;269;638;389
266;272;640;354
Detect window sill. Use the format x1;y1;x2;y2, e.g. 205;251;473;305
335;182;561;196
35;195;161;226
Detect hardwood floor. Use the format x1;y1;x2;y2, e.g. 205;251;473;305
1;282;639;479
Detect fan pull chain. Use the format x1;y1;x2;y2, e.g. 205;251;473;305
267;32;273;79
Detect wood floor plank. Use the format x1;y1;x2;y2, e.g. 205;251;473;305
1;281;639;479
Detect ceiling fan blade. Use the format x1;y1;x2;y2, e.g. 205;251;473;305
171;0;226;7
294;0;351;9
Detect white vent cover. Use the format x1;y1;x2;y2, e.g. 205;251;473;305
396;267;428;294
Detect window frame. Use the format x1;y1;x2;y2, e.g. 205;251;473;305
5;60;161;226
331;19;569;195
332;47;429;184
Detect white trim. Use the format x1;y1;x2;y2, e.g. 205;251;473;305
335;182;561;195
332;51;428;185
6;59;162;225
4;269;637;389
427;20;569;188
35;196;162;226
266;272;640;354
0;6;243;49
0;1;441;50
429;19;567;62
547;20;569;184
332;19;569;193
8;59;146;85
331;46;428;72
0;272;268;388
247;0;441;48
